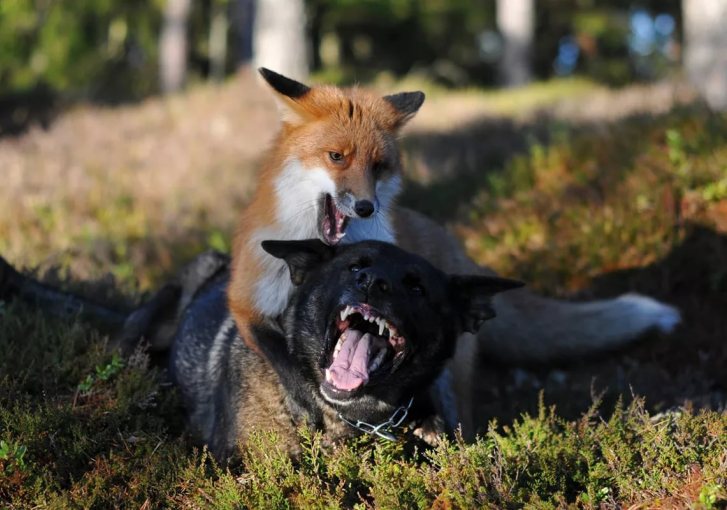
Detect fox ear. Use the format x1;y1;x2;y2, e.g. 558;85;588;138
448;275;524;334
258;68;310;99
383;91;425;128
261;239;335;286
258;68;312;123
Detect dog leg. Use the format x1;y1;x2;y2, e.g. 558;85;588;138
452;332;478;440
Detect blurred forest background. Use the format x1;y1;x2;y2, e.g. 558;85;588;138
2;0;726;112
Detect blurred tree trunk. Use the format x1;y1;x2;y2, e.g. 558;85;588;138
253;0;309;80
231;0;255;69
209;0;229;82
159;0;192;94
309;1;326;71
683;0;727;111
496;0;534;87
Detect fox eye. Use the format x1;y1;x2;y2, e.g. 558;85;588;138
329;151;344;162
372;161;388;175
349;264;361;273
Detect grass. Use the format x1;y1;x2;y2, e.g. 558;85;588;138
1;303;725;508
1;74;726;507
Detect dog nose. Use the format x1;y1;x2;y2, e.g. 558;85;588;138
354;200;375;218
355;269;390;294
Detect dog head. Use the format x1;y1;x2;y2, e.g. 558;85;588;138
262;239;523;424
258;68;424;244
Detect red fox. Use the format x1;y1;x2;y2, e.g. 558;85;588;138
229;69;680;435
228;68;423;350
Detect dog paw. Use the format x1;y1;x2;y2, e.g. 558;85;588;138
412;415;446;447
618;293;682;334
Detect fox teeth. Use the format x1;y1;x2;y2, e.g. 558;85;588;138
377;319;385;336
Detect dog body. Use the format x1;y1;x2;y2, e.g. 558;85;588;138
172;240;520;458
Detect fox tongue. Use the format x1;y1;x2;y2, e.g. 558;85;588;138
327;329;372;391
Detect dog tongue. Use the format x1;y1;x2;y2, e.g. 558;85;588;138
328;329;372;391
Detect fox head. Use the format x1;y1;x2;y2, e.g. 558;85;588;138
258;68;424;245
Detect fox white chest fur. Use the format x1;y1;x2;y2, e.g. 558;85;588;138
249;159;401;317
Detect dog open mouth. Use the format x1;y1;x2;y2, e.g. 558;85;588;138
323;304;406;395
320;194;349;245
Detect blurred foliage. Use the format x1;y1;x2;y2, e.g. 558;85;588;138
534;0;682;86
0;0;684;103
308;0;496;86
0;0;164;102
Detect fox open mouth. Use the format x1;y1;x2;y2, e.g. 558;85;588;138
322;304;407;396
321;194;349;245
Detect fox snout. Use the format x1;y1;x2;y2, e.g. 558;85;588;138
354;199;375;218
336;191;378;219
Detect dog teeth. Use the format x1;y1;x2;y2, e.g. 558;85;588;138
340;306;354;321
333;332;345;358
337;306;395;340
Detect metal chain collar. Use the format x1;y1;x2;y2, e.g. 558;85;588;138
337;396;414;441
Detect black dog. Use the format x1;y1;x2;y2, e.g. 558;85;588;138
170;239;521;458
0;240;521;459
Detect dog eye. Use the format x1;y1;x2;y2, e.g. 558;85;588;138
404;275;425;296
329;151;344;162
410;284;425;296
349;264;361;273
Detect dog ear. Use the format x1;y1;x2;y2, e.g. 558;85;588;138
258;68;313;124
383;91;425;129
448;275;524;334
261;239;335;286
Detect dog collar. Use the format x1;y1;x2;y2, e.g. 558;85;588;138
337;396;414;441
